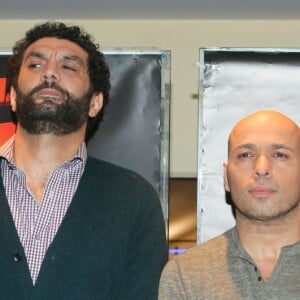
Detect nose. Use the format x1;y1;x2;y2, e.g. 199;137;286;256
40;61;60;83
254;155;271;178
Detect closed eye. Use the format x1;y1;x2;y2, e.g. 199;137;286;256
62;64;77;71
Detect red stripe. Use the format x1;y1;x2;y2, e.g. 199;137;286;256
0;78;6;102
0;122;16;146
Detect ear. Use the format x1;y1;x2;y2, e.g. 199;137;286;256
88;92;103;118
223;162;230;192
10;86;17;112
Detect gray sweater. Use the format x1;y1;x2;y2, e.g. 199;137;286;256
159;227;300;300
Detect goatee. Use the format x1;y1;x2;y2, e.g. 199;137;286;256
14;81;91;136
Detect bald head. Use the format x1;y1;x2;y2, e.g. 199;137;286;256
228;110;300;156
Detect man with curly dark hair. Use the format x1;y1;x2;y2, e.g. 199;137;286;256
6;21;111;140
0;22;167;299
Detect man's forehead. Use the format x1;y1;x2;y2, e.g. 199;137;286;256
229;127;299;151
24;37;88;59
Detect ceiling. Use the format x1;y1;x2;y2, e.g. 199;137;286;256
1;0;300;20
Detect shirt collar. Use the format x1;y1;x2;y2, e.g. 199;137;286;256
0;135;15;163
226;227;253;261
227;226;300;260
0;134;87;167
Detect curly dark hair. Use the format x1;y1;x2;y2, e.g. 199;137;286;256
6;21;111;140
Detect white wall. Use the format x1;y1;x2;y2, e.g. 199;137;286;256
2;20;300;177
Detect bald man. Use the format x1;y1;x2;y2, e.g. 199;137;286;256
159;110;300;300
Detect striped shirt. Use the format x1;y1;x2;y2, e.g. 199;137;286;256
0;136;87;284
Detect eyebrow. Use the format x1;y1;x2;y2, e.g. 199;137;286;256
232;143;255;152
60;54;85;66
24;51;46;61
234;143;294;152
270;143;294;151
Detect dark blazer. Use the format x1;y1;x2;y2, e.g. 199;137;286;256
0;156;167;300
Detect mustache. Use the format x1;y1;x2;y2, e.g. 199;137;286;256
25;81;70;101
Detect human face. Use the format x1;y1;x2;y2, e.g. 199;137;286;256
10;37;103;135
224;111;300;222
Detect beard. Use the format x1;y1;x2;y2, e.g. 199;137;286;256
14;81;91;136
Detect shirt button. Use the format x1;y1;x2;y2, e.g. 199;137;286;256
257;276;262;281
13;253;22;262
35;234;41;240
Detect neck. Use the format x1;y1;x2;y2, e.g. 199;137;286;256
237;207;300;254
236;207;300;281
14;125;86;171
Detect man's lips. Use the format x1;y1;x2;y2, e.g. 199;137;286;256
35;88;63;103
249;187;276;197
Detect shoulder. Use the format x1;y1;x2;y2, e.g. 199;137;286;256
86;156;137;176
86;156;153;187
159;228;242;299
170;228;235;273
83;156;160;206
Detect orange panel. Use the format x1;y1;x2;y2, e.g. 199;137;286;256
0;78;6;103
0;78;10;103
0;122;16;146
